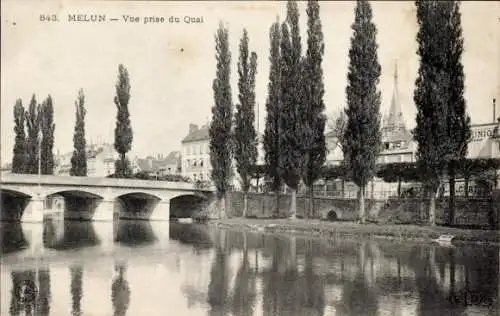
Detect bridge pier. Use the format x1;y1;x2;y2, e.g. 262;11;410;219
93;199;115;222
149;200;170;221
21;197;44;223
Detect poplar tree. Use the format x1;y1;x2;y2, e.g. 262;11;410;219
342;0;382;224
114;64;133;178
301;0;327;217
414;1;470;226
209;22;233;218
444;1;471;225
279;1;303;219
234;29;258;218
263;20;282;217
70;89;87;176
25;94;41;174
40;95;55;175
12;99;27;174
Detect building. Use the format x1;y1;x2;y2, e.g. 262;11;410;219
180;122;265;189
136;151;182;177
55;142;140;177
181;124;211;182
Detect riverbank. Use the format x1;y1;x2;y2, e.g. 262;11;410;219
210;218;500;246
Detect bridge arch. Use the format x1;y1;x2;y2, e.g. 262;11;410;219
170;193;208;219
114;192;163;220
0;188;34;221
41;188;105;200
0;188;33;198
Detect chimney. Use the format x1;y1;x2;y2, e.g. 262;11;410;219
189;123;198;134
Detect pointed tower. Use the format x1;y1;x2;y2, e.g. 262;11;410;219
382;61;411;144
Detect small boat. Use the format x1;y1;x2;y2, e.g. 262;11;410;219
433;234;455;246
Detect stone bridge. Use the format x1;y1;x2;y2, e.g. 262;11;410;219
0;174;214;223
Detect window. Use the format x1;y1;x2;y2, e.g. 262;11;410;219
193;174;197;181
200;173;203;180
193;160;197;167
200;159;204;167
187;159;191;168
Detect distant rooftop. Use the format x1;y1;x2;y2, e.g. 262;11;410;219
181;123;209;143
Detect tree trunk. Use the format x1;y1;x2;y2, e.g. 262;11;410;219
464;176;469;198
309;185;315;218
242;192;248;218
359;185;366;224
429;189;437;226
397;176;402;198
449;170;456;226
289;188;297;220
341;179;345;198
218;195;227;219
275;191;280;218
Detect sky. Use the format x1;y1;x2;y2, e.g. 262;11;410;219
1;0;499;165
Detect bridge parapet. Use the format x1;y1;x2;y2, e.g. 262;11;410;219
1;173;214;193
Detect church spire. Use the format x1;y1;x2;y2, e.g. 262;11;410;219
394;59;398;83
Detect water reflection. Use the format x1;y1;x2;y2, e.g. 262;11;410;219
1;222;499;315
9;268;51;316
1;222;28;254
114;220;157;246
43;220;100;250
70;265;83;316
111;262;130;316
169;223;213;250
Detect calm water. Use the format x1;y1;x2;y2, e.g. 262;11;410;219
1;220;499;316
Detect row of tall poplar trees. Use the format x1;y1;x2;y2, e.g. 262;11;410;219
12;95;56;175
209;0;327;219
12;64;135;179
209;0;470;226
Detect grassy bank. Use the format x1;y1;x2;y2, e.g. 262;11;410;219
210;218;500;245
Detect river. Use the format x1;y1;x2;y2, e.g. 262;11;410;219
1;220;499;315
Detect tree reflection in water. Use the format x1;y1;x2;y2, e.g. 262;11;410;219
111;263;131;316
207;230;230;316
70;265;83;316
230;231;257;316
8;269;51;316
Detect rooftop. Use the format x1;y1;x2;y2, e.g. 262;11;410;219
182;124;209;143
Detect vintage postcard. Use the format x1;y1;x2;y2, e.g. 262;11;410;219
1;1;499;315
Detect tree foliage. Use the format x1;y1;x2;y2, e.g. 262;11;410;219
263;20;282;193
114;64;133;177
210;22;234;199
413;1;470;225
25;94;42;174
342;0;382;223
234;29;258;194
70;89;87;176
12;99;27;174
278;1;303;191
301;0;327;189
40;95;55;175
278;1;304;219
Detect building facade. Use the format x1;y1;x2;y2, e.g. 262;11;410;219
180;123;265;189
55;142;140;177
181;124;211;182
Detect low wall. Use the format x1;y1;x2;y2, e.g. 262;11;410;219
226;191;385;221
223;191;497;228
